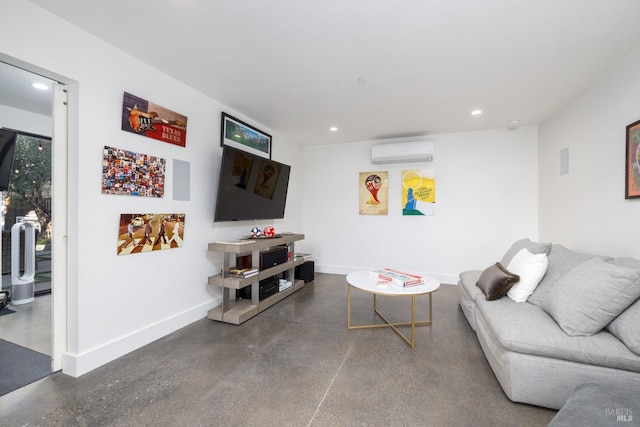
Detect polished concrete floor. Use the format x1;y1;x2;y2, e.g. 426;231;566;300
0;292;51;356
0;273;557;426
0;244;52;355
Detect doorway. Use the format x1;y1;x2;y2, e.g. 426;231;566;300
0;59;67;393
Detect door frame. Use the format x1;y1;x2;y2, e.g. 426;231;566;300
51;82;68;371
0;54;72;372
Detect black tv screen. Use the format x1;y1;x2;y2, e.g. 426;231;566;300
0;130;17;192
214;145;291;222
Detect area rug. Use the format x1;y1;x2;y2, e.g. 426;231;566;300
0;339;51;396
0;307;15;316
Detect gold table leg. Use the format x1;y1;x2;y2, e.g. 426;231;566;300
347;284;434;349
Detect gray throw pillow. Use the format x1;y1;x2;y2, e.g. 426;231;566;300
542;258;640;336
500;238;552;267
528;245;609;306
606;297;640;356
476;262;520;301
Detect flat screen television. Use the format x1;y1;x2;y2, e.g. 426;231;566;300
0;129;17;192
214;145;291;222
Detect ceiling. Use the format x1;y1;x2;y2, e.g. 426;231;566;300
0;60;56;118
7;1;640;145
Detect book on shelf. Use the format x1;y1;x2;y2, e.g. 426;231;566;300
228;271;258;279
295;253;313;261
368;268;425;287
228;266;259;278
278;279;293;292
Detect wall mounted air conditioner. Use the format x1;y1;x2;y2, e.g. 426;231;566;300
371;141;434;164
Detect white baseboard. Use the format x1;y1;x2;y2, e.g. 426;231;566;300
315;264;459;286
62;296;221;377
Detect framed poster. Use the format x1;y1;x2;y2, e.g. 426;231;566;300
626;119;640;199
359;171;388;215
122;92;188;147
402;169;435;215
117;213;185;255
254;159;281;199
101;146;166;198
221;112;271;159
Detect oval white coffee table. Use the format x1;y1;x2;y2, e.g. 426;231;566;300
346;270;440;349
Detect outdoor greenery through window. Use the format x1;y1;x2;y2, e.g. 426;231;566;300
3;134;51;245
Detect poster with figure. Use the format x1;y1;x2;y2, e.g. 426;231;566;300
359;171;388;215
117;213;185;255
122;92;188;147
402;169;435;215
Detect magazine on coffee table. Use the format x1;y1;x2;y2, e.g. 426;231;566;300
369;268;425;287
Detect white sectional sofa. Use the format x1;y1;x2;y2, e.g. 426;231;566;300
458;239;640;409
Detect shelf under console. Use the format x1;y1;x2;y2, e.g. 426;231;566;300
206;278;305;325
207;258;305;289
207;234;306;324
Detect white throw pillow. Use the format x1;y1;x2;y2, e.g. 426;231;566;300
506;248;549;303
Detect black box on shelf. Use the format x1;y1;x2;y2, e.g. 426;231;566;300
237;274;281;301
295;260;314;283
259;246;288;269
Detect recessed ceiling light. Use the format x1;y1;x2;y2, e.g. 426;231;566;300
471;109;482;116
31;82;49;91
329;127;338;132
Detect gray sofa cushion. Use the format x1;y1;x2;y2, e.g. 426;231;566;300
542;258;640;336
605;258;640;356
548;383;640;427
475;297;640;372
459;270;483;297
458;270;483;331
500;238;551;267
527;245;610;306
476;262;519;301
607;298;640;356
608;257;640;270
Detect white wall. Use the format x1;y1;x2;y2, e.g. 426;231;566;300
300;127;540;284
539;47;640;258
2;1;303;376
0;104;52;136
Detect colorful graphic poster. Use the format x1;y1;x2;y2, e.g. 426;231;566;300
102;146;166;197
402;169;435;216
122;92;188;147
117;213;185;255
359;171;388;215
